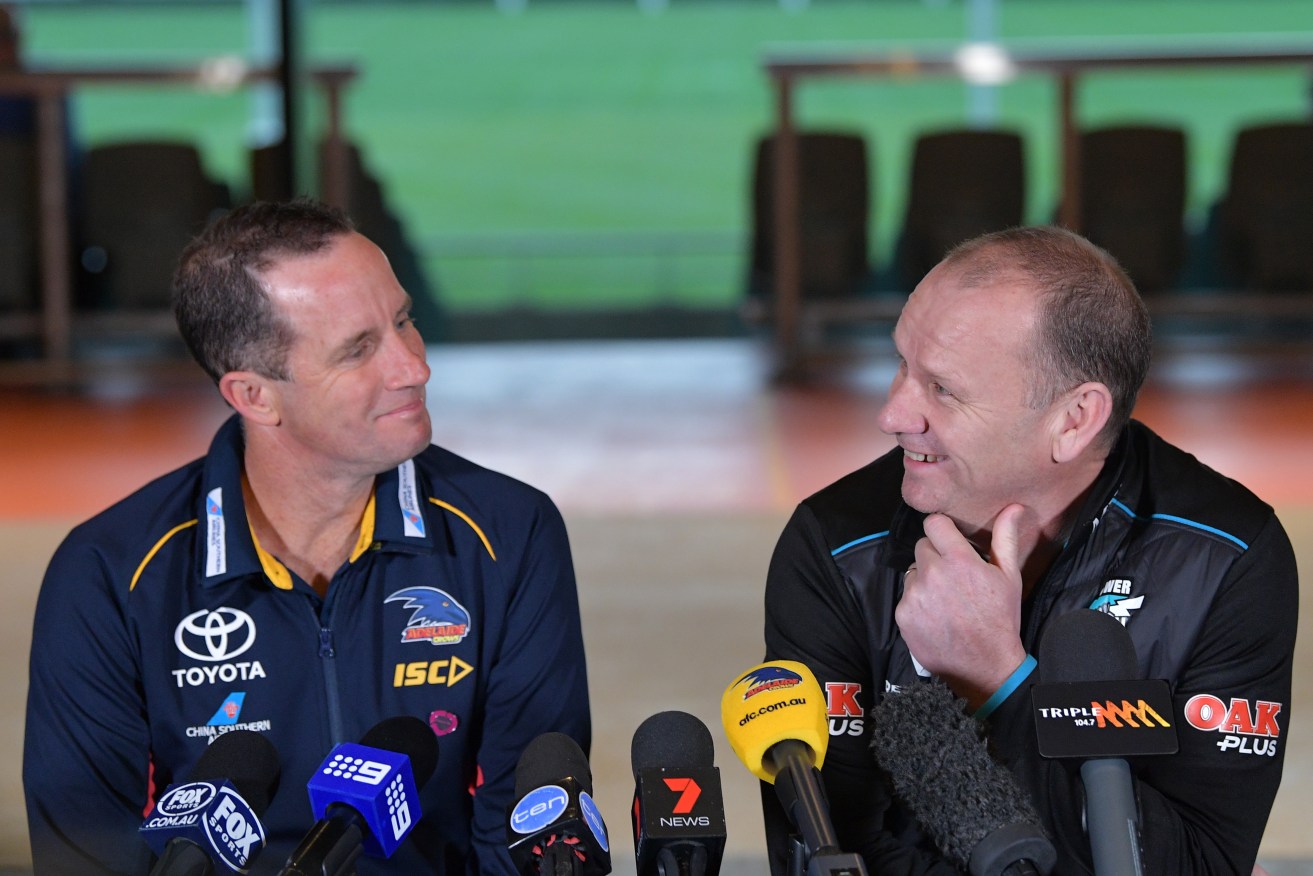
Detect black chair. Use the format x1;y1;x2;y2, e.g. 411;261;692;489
747;131;871;304
0;134;39;312
79;140;230;310
1216;121;1313;292
897;128;1025;288
1074;125;1187;294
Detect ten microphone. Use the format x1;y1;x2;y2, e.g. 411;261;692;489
630;711;727;876
506;731;611;876
279;716;439;876
871;679;1056;876
1032;610;1177;876
720;661;867;876
140;729;282;876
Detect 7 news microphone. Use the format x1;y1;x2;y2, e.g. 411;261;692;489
872;679;1056;876
1032;610;1177;876
630;711;726;876
140;729;282;876
506;731;612;876
720;661;867;876
278;716;439;876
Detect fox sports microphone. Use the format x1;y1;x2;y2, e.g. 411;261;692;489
721;661;867;876
631;711;727;876
140;729;282;876
279;716;439;876
871;679;1056;876
1032;610;1177;876
507;731;611;876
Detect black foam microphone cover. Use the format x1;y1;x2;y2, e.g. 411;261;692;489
514;731;594;796
358;715;439;790
631;710;716;775
188;729;282;816
1038;609;1139;684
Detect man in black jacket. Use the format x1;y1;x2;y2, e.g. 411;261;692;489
762;226;1297;874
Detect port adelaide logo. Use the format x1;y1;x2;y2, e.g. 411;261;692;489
172;607;266;689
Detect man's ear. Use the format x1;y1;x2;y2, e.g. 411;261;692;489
218;371;281;427
1051;382;1113;463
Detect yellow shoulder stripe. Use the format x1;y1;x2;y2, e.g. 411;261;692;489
129;519;199;592
428;498;497;561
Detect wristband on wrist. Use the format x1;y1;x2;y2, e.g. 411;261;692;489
972;653;1037;721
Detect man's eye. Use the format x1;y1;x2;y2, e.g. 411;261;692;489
931;382;953;397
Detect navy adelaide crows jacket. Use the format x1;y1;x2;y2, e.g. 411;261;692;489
24;414;590;875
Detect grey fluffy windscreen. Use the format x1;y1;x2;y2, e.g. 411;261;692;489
871;679;1043;868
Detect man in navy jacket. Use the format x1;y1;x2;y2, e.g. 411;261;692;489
24;199;591;874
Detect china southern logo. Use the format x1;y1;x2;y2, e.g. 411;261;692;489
1090;579;1144;625
734;666;802;701
385;587;471;646
208;692;245;726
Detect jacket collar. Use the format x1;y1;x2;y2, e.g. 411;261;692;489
195;415;436;590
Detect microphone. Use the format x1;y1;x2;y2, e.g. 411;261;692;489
630;711;727;876
140;729;282;876
1032;610;1177;876
871;679;1056;876
279;716;439;876
506;731;612;876
720;661;867;876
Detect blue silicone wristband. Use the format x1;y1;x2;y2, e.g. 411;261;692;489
972;654;1037;721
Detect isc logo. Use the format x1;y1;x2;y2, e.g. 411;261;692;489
322;754;393;786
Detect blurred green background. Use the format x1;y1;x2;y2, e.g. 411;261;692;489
17;0;1313;318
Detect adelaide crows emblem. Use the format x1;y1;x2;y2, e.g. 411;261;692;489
734;665;803;700
385;586;472;646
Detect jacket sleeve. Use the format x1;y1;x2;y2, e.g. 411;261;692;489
987;511;1299;874
24;532;155;876
467;495;591;876
762;505;958;876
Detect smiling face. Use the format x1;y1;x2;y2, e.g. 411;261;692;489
877;261;1068;534
257;231;432;480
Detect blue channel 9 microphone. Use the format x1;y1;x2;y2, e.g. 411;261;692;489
278;716;439;876
631;711;726;876
506;732;612;876
140;729;282;876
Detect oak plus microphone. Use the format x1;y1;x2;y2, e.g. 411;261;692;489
872;679;1056;876
630;711;726;876
1032;610;1177;876
507;731;611;876
279;716;439;876
140;729;282;876
720;661;866;876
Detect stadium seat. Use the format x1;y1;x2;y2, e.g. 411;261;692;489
897;128;1025;289
79;140;230;310
1073;125;1187;294
0;133;39;312
1216;121;1313;292
746;130;872;305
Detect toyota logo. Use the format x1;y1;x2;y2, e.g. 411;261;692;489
174;608;257;662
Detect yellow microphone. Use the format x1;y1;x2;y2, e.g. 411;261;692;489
720;661;867;875
720;660;828;783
